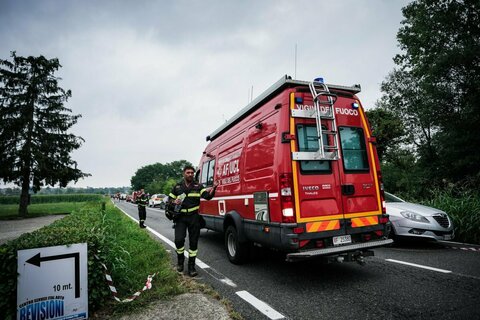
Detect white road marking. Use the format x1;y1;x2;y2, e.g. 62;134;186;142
115;203;237;287
236;290;285;320
385;259;452;273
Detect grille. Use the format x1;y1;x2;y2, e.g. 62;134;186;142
433;214;450;228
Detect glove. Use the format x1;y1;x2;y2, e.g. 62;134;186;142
165;210;174;221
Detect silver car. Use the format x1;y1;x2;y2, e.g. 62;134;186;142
385;192;454;241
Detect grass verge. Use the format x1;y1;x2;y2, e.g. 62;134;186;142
0;200;182;319
0;199;241;319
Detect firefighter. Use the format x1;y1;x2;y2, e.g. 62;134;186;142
136;189;149;228
168;165;218;277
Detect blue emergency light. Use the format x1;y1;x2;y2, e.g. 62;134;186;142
313;77;324;83
295;97;303;103
352;102;359;109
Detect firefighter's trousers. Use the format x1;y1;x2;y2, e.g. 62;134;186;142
174;213;201;255
138;205;147;222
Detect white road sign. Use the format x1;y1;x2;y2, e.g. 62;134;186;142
17;243;88;320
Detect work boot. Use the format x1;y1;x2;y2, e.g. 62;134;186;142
176;254;185;273
188;257;197;277
140;220;146;228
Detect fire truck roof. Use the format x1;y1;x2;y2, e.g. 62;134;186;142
206;75;361;142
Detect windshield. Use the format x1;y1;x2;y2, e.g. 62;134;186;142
385;192;404;203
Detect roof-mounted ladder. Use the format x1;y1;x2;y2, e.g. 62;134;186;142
291;81;340;161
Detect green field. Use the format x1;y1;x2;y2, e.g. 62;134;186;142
0;194;105;219
0;202;82;219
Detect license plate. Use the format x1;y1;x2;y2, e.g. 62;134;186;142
333;235;352;246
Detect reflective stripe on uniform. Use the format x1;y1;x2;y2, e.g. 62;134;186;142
180;206;200;213
176;247;185;254
188;193;201;197
169;193;177;199
188;249;198;257
200;188;208;195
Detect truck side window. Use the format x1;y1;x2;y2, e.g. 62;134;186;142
296;124;330;173
339;127;369;171
201;159;216;186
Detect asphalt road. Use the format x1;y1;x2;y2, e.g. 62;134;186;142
115;200;480;320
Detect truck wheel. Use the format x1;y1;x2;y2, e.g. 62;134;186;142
225;225;249;264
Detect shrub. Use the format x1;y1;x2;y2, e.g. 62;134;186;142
422;189;480;244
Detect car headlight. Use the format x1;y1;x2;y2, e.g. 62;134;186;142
400;211;429;223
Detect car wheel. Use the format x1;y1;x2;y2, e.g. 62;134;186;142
225;225;249;264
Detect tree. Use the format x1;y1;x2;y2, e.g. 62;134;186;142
131;160;193;192
0;52;89;217
379;0;480;187
365;106;407;162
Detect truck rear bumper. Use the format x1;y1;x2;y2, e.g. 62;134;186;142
285;238;393;262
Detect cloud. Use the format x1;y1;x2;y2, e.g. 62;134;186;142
0;0;409;188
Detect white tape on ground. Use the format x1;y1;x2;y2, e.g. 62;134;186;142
385;259;452;273
115;203;237;287
95;254;156;303
236;290;285;320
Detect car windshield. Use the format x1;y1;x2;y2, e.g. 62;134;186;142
385;192;405;203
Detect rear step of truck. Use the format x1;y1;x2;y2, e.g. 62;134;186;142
285;238;393;262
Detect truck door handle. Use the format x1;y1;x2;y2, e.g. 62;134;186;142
342;185;355;195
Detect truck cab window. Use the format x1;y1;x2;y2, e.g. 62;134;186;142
339;127;369;171
296;124;330;173
201;159;216;186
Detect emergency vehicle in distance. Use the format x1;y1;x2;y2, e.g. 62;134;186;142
197;75;393;264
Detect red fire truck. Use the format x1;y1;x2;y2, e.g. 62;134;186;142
197;75;392;264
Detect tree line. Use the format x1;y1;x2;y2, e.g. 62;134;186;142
130;160;193;195
366;0;479;199
0;186;129;196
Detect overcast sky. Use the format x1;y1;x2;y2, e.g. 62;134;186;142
0;0;409;188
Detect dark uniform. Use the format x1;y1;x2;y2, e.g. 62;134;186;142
168;181;215;276
136;192;149;228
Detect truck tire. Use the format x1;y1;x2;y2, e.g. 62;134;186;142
225;225;249;264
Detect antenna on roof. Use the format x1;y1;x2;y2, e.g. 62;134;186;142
294;43;297;79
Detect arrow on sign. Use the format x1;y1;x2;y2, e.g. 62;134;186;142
26;252;81;298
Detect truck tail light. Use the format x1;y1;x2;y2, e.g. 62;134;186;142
377;170;386;214
379;216;389;224
280;173;295;223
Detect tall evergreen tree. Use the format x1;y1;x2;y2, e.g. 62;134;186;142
0;52;89;216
